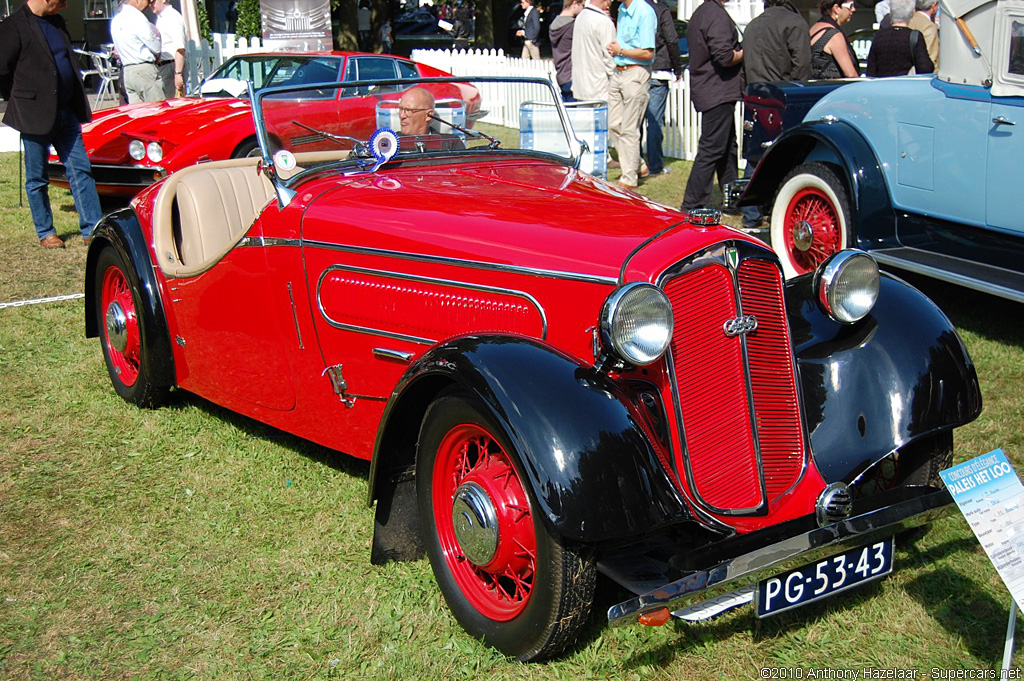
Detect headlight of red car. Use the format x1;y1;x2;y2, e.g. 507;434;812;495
600;283;674;366
816;250;880;324
128;140;163;163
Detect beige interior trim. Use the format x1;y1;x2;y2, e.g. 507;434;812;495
152;158;275;279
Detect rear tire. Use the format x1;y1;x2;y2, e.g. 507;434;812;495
417;393;595;661
769;162;852;278
94;246;169;408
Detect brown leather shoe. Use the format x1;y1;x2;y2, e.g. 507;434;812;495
40;235;65;249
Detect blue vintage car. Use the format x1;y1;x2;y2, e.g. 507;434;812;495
737;0;1024;302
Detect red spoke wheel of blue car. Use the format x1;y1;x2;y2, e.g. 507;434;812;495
417;393;595;661
94;247;169;408
769;162;852;279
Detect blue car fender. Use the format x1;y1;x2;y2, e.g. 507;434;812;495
743;120;897;247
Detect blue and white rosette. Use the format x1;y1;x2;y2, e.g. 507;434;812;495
369;128;400;163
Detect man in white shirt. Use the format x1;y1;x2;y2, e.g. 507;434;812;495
111;0;163;102
152;0;185;97
571;0;615;102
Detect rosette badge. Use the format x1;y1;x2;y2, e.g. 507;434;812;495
370;129;400;163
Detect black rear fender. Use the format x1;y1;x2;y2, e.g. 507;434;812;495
85;208;175;388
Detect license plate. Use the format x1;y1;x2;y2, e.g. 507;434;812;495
755;537;894;617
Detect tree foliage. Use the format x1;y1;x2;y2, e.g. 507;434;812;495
235;0;262;39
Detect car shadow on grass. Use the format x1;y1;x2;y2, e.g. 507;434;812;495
160;390;371;480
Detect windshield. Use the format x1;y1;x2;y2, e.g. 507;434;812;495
252;76;585;184
201;55;344;98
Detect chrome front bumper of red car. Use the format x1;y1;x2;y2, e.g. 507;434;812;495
607;487;953;626
47;162;167;196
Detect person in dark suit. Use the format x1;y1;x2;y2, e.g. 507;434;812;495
0;0;103;248
517;0;541;59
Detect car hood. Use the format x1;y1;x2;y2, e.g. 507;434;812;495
83;97;253;161
298;160;751;281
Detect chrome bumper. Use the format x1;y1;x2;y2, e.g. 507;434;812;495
607;487;953;626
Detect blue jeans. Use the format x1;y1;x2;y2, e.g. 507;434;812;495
644;79;670;174
22;109;102;240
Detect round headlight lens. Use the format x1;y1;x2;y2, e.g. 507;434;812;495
817;250;880;323
601;283;674;366
146;141;163;163
128;139;146;161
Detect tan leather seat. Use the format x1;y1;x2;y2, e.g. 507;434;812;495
152;158;275;278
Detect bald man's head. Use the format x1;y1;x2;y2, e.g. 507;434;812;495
398;88;435;135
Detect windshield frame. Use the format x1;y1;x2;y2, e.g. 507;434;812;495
250;75;585;194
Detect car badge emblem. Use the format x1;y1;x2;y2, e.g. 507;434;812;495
723;314;757;337
726;247;740;270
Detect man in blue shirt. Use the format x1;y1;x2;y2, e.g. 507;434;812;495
605;0;657;189
0;0;103;248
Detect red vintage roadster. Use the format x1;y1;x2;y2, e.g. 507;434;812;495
85;75;982;660
49;52;476;196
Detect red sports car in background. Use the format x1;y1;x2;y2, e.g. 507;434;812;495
49;52;478;196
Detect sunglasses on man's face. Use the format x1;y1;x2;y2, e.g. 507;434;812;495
840;2;855;9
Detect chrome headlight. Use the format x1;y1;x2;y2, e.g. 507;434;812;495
128;139;146;161
600;283;674;366
817;250;880;323
146;141;163;163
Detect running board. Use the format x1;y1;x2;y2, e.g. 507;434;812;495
871;247;1024;304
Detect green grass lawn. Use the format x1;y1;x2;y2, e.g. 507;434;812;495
1;150;1022;679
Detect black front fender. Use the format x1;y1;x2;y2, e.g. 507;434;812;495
787;272;982;484
84;208;175;388
370;337;689;545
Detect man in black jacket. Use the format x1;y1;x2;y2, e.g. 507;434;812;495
0;0;102;248
643;0;682;176
680;0;743;212
739;0;810;227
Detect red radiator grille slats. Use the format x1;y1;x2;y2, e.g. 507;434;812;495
738;260;805;497
666;265;762;511
664;256;805;514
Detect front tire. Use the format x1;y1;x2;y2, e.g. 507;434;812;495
231;137;261;159
769;162;852;278
417;393;595;661
93;246;169;408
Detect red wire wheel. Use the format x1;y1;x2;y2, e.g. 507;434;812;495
770;162;851;279
432;423;537;620
417;393;595;661
92;246;169;408
100;259;142;387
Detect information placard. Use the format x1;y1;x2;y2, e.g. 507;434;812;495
940;448;1024;612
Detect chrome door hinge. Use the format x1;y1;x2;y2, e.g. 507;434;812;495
323;364;356;408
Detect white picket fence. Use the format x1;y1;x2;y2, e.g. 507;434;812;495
184;33;265;93
184;38;741;164
412;48;743;163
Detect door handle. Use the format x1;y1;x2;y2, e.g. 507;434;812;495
993;116;1016;126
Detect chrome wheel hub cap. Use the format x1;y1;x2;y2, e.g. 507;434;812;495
792;220;814;252
452;482;499;566
105;301;128;353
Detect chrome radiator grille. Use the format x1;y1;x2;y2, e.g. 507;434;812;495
663;252;805;514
